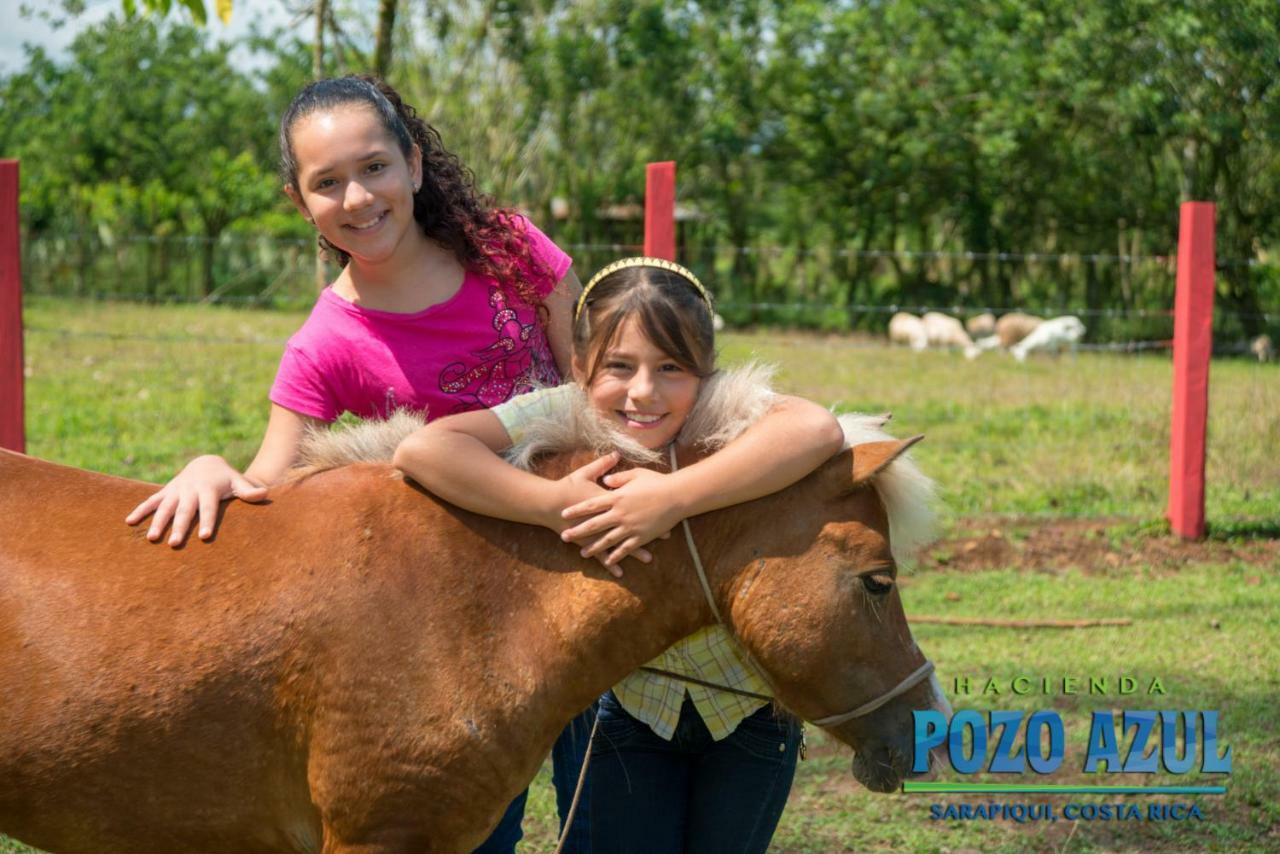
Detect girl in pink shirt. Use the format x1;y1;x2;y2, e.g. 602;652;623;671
127;76;578;545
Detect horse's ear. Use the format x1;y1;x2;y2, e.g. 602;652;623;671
848;435;924;489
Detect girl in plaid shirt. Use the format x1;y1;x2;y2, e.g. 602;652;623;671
395;257;845;851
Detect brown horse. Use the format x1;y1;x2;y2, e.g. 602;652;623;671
0;418;943;853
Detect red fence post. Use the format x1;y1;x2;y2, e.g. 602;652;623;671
0;160;23;453
1168;201;1215;540
644;161;676;262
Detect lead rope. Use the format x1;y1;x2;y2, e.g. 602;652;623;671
553;713;599;854
550;446;720;852
667;447;809;754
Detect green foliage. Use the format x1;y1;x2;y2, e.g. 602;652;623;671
0;13;307;299
122;0;232;26
0;15;285;235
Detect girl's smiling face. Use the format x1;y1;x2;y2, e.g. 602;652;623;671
285;104;423;266
578;317;702;450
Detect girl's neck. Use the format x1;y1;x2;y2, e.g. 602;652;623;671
334;236;466;314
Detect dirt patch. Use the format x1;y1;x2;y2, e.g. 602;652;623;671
922;518;1280;575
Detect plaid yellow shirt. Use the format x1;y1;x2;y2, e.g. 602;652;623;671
493;385;773;741
613;626;772;741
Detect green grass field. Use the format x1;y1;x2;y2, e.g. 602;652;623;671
5;297;1278;852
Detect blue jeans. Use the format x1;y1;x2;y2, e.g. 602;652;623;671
588;691;800;853
473;705;596;853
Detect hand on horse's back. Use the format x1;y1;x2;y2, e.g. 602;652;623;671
124;454;269;547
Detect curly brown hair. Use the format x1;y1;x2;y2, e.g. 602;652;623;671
279;75;553;311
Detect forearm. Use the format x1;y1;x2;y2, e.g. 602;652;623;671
393;429;562;529
544;268;581;379
241;458;283;489
672;395;845;517
243;403;320;487
244;442;304;487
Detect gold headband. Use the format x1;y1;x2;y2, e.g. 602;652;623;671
575;257;713;321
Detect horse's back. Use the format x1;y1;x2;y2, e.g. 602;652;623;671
0;451;322;851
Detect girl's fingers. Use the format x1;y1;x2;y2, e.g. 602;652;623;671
601;469;639;488
168;494;198;547
607;540;651;566
599;556;624;579
561;496;612;520
581;529;623;559
561;513;616;543
147;495;178;542
571;451;620;482
125;492;163;525
232;476;269;503
197;488;220;540
581;530;614;558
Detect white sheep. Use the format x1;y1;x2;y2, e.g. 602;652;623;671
1250;334;1273;363
922;311;980;360
888;312;928;351
1011;315;1086;362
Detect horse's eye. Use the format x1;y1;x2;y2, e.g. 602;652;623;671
862;573;895;595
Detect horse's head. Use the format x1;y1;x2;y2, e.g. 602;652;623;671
711;431;951;792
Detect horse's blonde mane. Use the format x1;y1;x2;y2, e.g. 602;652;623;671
292;410;425;477
837;414;938;568
293;365;938;566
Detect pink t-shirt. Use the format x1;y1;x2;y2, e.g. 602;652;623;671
270;218;571;421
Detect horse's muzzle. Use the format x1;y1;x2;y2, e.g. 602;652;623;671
849;672;953;791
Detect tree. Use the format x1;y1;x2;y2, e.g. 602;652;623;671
122;0;232;26
373;0;398;77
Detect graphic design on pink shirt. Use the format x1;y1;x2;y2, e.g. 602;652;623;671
438;286;558;413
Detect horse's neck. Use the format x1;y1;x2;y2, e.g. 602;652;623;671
504;514;741;721
429;447;756;738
